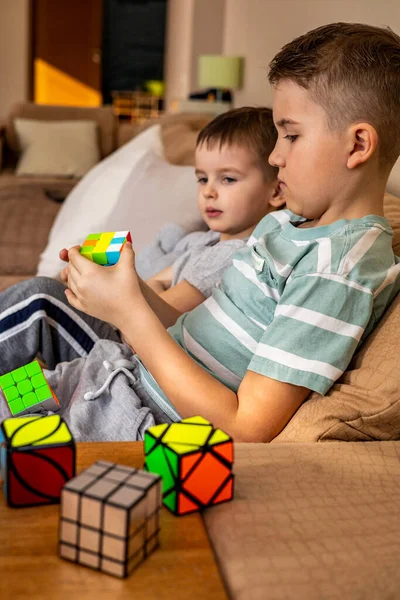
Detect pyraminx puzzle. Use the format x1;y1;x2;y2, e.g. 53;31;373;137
144;416;234;516
0;360;60;417
59;461;162;578
80;231;132;265
0;414;75;508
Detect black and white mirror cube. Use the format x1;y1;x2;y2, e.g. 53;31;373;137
58;461;162;578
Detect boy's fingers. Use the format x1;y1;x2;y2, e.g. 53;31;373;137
67;263;80;287
59;248;69;263
120;242;136;266
67;246;86;273
60;267;68;283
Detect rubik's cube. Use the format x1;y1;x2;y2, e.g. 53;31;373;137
59;461;162;578
0;414;75;508
144;416;234;516
80;231;132;265
0;360;60;417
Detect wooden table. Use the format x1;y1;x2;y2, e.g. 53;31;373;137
0;442;228;600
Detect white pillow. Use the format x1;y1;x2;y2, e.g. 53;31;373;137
15;119;100;178
106;150;204;254
37;125;163;277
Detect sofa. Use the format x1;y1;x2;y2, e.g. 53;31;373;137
0;100;400;446
1;102;400;599
0;102;210;292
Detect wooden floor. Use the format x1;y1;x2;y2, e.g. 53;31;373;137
0;442;228;600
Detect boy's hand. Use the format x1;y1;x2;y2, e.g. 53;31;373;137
62;242;144;329
59;248;70;283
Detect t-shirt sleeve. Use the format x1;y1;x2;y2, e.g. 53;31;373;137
173;240;246;298
247;271;374;395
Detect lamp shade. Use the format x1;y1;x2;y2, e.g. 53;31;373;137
198;55;243;89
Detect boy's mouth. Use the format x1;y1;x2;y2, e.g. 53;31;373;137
206;208;223;218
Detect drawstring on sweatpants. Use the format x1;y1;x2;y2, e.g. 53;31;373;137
84;359;137;401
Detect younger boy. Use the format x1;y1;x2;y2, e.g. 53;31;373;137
1;23;399;444
143;107;284;313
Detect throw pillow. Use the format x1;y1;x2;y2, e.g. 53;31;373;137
15;119;101;178
37;124;163;278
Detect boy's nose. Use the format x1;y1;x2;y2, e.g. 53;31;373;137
268;146;285;168
204;183;217;199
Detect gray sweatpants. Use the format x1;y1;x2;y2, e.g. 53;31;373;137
0;277;175;440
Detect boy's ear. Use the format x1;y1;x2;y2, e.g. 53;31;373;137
268;182;286;208
346;123;378;169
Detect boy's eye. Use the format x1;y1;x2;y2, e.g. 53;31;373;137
197;177;207;185
284;134;298;143
222;177;237;184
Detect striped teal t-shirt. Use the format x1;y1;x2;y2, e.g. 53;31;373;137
140;209;400;412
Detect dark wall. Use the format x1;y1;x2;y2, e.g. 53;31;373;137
102;0;167;104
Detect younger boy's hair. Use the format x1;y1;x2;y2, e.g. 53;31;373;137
268;22;400;170
196;107;278;181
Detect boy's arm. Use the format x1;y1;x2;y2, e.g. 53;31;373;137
146;267;207;313
63;244;310;442
158;281;206;313
146;265;173;294
120;296;310;442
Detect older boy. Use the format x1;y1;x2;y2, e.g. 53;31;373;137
1;23;399;443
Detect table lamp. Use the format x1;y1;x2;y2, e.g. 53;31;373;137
198;55;243;102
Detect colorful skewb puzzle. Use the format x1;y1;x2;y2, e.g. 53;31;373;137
144;416;234;516
0;360;60;416
80;231;132;265
0;414;75;508
59;461;162;578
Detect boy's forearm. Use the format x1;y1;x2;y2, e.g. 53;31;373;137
138;276;182;328
146;279;166;294
120;299;240;436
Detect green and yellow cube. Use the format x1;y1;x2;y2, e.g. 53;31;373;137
144;416;234;516
0;360;60;417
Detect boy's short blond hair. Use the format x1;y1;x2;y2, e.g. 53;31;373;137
196;107;278;181
268;22;400;169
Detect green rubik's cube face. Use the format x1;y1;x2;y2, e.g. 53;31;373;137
80;231;132;266
0;360;60;417
144;416;234;516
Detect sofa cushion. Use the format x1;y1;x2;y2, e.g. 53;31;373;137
6;102;115;159
14;119;100;178
160;113;213;166
0;181;69;276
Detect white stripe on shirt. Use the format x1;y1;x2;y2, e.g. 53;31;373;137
316;237;332;273
339;227;382;276
270;211;292;226
257;238;293;277
182;327;241;387
232;259;281;301
204;297;258;353
254;343;342;381
275;304;364;341
373;262;400;298
306;272;372;295
247;235;258;247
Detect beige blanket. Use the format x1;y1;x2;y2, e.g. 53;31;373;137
204;442;400;600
